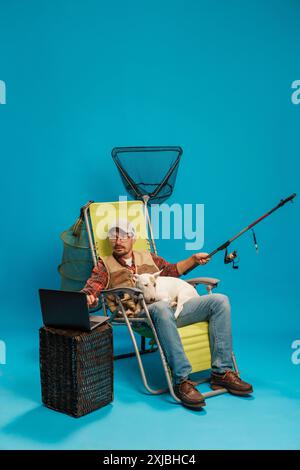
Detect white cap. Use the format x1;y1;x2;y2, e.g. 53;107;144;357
107;219;136;238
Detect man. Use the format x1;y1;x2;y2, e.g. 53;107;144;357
81;219;253;410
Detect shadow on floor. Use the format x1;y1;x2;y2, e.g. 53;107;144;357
3;402;113;444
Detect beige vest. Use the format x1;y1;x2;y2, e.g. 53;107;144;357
101;250;160;316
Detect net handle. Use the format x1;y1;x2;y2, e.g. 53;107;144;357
72;200;94;237
142;195;157;255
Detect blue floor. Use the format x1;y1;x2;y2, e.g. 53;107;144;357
0;313;299;450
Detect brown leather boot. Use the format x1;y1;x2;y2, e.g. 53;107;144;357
211;370;253;396
174;380;206;409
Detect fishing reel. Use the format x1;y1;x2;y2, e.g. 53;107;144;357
224;248;239;269
223;229;259;269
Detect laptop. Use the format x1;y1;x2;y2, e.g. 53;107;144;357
39;289;109;331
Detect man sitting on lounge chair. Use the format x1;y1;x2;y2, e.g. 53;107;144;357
81;219;253;409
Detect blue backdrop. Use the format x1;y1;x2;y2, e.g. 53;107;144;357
0;0;299;450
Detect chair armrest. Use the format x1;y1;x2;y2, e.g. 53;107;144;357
101;287;144;299
186;277;220;289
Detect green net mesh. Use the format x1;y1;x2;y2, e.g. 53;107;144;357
58;219;94;292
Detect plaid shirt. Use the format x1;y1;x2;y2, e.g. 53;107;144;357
81;252;180;298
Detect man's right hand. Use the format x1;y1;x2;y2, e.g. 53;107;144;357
86;294;98;308
193;252;211;265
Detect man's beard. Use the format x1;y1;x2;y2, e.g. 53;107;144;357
113;246;129;257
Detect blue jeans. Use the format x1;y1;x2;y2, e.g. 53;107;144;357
136;294;233;384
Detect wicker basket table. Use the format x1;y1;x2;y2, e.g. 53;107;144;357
39;322;113;417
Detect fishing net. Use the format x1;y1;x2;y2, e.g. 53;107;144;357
112;146;182;204
58;210;94;292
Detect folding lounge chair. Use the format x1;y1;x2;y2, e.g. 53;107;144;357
83;199;239;404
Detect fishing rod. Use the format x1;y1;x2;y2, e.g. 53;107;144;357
207;193;297;268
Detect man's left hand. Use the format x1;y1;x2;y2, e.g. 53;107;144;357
193;252;211;265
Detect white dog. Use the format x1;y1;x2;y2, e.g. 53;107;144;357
133;270;200;319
